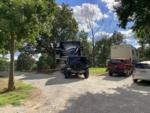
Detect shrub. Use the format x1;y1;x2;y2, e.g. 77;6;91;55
16;53;36;71
0;57;9;71
37;54;50;71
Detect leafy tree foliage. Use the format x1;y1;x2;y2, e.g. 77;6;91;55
95;32;124;66
22;4;78;69
95;36;111;66
0;57;9;71
0;0;55;90
115;0;150;40
78;31;92;65
110;31;124;45
16;53;36;71
52;4;78;42
37;54;53;71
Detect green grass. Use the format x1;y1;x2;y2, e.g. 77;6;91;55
89;67;107;75
0;80;34;106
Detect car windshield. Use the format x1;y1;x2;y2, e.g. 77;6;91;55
135;63;150;69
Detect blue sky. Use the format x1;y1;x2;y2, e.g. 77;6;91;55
56;0;139;48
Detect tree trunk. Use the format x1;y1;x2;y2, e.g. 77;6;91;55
51;42;56;69
8;34;15;91
91;30;95;67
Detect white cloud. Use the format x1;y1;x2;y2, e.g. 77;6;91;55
119;29;140;48
96;31;113;36
95;31;113;41
72;3;108;32
119;29;134;38
102;0;120;11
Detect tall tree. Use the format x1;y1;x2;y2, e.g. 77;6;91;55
95;35;111;66
22;4;78;68
95;32;124;66
79;7;106;67
78;31;92;65
0;0;55;90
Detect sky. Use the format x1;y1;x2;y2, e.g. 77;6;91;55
56;0;140;48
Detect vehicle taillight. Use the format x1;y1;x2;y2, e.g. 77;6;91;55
119;64;125;69
107;64;112;68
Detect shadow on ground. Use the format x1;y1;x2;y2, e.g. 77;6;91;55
103;74;129;81
45;74;84;86
129;81;150;92
20;72;52;80
0;71;56;80
59;84;150;113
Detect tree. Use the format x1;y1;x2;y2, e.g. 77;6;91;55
52;4;78;42
115;0;150;40
95;32;124;66
78;31;92;65
37;54;53;71
110;31;124;45
22;4;78;69
95;35;111;66
16;53;36;71
0;57;9;71
78;5;106;67
0;0;55;90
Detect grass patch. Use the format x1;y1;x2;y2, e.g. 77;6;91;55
0;79;34;106
89;67;107;75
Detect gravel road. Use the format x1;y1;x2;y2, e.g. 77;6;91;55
0;71;150;113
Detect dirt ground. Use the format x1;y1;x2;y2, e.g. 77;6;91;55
0;71;150;113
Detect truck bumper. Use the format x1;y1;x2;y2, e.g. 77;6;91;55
109;69;126;74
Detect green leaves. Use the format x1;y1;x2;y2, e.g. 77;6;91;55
0;0;55;48
115;0;150;40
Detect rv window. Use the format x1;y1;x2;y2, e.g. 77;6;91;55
109;59;127;64
132;50;134;55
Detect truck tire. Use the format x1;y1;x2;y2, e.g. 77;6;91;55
125;70;130;76
133;79;138;83
84;69;89;79
109;71;113;76
64;70;71;79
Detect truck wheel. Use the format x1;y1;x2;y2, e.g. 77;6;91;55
133;79;138;83
84;69;89;79
125;70;130;76
109;71;113;76
64;70;71;79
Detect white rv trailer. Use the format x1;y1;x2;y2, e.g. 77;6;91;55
110;45;139;63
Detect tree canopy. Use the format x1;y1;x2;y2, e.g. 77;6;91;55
21;4;78;68
115;0;150;40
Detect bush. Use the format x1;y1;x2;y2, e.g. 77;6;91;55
16;53;36;71
0;57;9;71
37;54;50;72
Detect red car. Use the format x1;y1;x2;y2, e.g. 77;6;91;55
107;58;134;76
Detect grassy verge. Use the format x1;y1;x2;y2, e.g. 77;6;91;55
89;67;107;75
0;79;34;106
